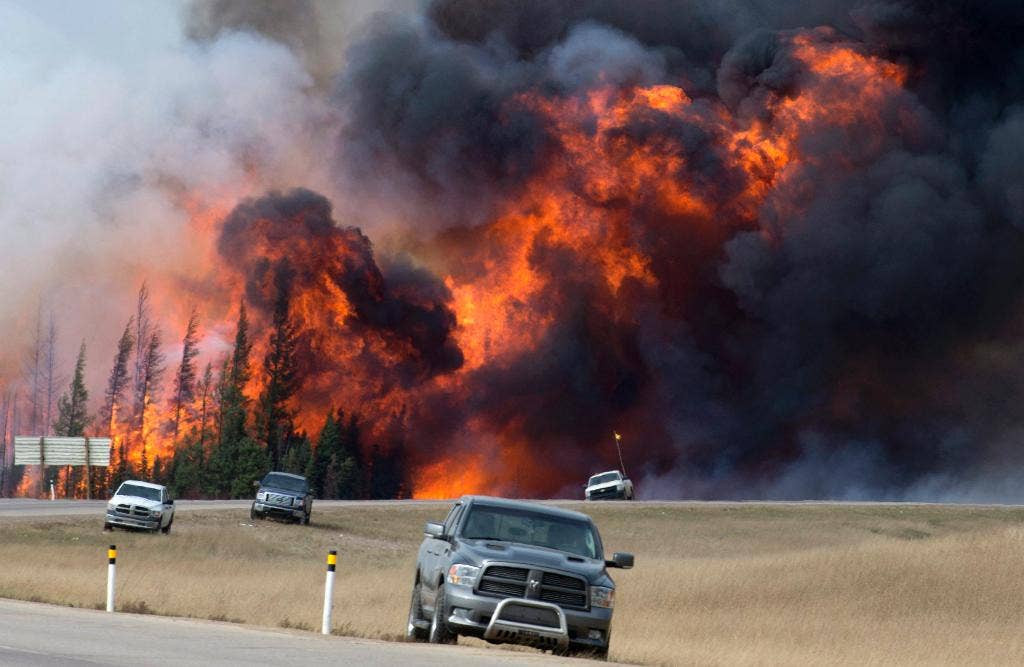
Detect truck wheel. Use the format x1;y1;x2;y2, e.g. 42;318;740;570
103;522;112;531
428;584;456;644
160;519;172;534
302;511;311;526
406;582;428;642
250;503;259;521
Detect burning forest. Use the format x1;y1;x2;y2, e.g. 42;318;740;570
3;1;1024;501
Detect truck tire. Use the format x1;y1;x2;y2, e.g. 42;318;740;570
406;582;428;642
428;584;457;644
103;522;112;531
250;503;260;521
160;518;172;534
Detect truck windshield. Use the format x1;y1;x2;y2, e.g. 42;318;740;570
460;505;601;559
589;472;621;485
262;473;306;493
116;483;161;501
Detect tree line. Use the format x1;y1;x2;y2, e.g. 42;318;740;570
0;279;411;500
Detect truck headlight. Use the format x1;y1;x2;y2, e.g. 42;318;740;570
257;491;266;501
447;564;480;587
151;510;162;518
591;586;615;609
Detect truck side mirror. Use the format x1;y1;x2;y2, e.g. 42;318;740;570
167;499;174;505
252;480;261;488
606;552;634;569
424;521;445;539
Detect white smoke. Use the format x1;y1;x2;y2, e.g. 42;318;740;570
0;2;336;389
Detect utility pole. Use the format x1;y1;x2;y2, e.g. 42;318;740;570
613;431;627;475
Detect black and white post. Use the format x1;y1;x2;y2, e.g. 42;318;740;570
106;545;117;613
322;550;337;635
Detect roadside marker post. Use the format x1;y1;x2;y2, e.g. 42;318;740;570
106;545;117;613
322;550;337;635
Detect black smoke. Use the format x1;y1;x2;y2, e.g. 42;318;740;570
218;188;463;386
325;0;1024;500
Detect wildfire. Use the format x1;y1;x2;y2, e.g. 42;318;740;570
11;28;918;500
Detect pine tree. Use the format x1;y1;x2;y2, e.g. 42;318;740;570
54;342;89;437
23;305;44;436
196;362;215;453
170;435;207;499
256;265;299;469
369;439;408;499
307;410;361;499
282;435;311;476
211;301;265;497
343;414;366;499
0;390;12;496
230;437;269;498
136;329;165;478
170;308;200;444
43;314;60;437
101;319;134;495
307;412;340;498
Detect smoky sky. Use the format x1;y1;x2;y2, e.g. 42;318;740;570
327;0;1024;499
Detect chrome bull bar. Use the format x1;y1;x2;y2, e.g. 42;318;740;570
482;598;569;648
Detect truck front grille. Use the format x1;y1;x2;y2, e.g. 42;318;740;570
479;566;529;598
266;493;292;506
114;504;150;518
588;486;620;499
479;565;588;610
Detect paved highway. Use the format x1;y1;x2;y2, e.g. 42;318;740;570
0;599;601;666
0;498;446;517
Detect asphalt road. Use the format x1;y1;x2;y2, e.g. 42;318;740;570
0;599;598;666
0;498;446;517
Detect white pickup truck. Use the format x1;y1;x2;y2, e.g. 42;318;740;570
103;480;175;533
584;470;634;501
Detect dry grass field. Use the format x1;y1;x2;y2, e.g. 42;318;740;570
2;502;1024;666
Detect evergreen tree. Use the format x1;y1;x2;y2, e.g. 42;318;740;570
369;439;409;499
307;412;340;497
54;342;89;437
343;414;366;499
211;301;266;497
52;342;87;498
282;434;311;476
256;266;299;469
196;362;215;453
136;329;165;478
169;434;207;499
170;308;200;443
101;319;134;495
307;410;362;499
230;437;269;498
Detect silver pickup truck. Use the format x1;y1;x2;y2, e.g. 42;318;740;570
406;496;633;659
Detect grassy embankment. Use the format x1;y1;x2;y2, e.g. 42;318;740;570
2;502;1024;665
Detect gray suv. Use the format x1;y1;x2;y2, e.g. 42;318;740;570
406;496;633;659
250;471;313;524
